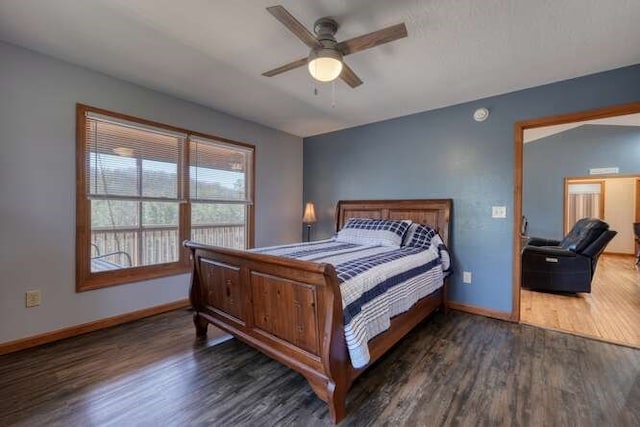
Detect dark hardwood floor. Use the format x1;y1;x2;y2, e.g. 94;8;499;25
1;309;639;426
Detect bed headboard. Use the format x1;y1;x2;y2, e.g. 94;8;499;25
335;199;453;246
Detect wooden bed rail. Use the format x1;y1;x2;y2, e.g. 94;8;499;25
184;241;350;421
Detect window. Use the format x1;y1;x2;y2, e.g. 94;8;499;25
190;136;253;248
76;104;254;291
565;180;604;234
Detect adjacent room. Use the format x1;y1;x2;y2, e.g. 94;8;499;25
1;1;640;425
520;114;640;347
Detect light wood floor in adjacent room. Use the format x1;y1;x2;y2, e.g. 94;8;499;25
2;309;640;425
521;254;640;348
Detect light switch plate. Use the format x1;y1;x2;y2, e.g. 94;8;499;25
492;206;507;218
463;271;472;284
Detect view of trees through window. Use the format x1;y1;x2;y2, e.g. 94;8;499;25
89;153;249;271
90;156;246;228
79;107;253;285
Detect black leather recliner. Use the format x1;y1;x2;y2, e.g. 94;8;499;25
521;218;617;293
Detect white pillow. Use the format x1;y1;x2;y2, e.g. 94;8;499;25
336;218;412;247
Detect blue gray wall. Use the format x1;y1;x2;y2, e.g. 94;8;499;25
304;64;640;315
0;42;302;344
524;125;640;239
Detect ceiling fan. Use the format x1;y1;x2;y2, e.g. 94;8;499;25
262;5;408;88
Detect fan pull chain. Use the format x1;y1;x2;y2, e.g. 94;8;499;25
309;80;337;108
331;81;336;108
312;59;318;95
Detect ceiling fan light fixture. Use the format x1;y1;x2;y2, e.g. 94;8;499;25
263;6;407;88
308;48;343;82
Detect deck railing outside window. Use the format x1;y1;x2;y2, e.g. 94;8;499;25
91;223;245;271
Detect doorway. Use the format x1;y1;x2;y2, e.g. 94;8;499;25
513;102;640;347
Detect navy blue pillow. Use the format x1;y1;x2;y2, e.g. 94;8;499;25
405;224;437;248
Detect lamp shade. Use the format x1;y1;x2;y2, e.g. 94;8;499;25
302;202;317;223
308;48;343;82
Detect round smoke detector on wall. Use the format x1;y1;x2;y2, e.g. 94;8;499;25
473;107;490;122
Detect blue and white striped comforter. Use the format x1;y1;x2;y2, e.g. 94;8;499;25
253;236;451;368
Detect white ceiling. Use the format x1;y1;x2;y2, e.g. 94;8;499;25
524;113;640;143
1;0;639;137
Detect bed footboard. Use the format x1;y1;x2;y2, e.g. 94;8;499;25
184;241;349;422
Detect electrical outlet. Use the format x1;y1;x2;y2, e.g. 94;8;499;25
26;290;41;307
463;271;472;284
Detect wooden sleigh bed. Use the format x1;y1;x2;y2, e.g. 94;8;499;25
184;199;452;423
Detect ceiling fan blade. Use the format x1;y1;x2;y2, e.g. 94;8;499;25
337;23;407;56
340;63;363;88
267;5;320;49
262;57;308;77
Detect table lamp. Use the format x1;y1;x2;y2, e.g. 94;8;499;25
302;202;317;242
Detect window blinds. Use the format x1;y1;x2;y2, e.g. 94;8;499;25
77;105;255;287
85;112;186;201
189;136;253;203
